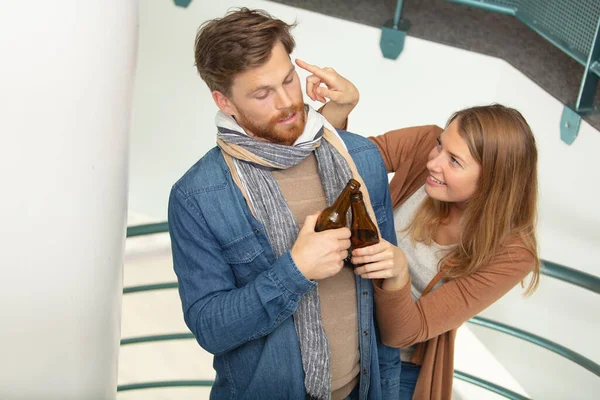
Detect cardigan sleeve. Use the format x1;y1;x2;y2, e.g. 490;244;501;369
317;103;348;131
374;245;535;348
368;125;442;208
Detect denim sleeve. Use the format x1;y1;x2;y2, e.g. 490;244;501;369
374;151;402;398
168;185;316;355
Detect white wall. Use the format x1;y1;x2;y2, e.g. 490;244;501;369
0;1;138;399
127;0;599;398
128;0;505;219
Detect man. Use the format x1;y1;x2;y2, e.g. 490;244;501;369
168;8;399;400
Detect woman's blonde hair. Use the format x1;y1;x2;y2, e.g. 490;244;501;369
407;104;540;295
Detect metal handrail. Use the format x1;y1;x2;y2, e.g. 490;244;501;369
468;316;600;377
116;374;530;399
454;370;530;400
123;282;178;294
122;222;600;395
126;222;169;238
124;222;600;295
115;331;532;399
117;380;212;392
121;333;194;346
447;0;516;17
119;316;600;379
541;260;600;295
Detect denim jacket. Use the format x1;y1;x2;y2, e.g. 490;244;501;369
169;131;401;399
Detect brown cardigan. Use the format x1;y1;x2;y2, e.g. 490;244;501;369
369;125;535;400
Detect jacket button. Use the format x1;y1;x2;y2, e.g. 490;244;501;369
253;228;259;233
362;368;367;375
363;330;368;336
362;291;368;296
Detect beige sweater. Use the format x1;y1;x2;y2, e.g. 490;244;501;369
369;125;535;400
273;153;359;400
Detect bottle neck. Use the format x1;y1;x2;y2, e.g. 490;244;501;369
351;197;378;231
331;186;354;213
350;199;369;222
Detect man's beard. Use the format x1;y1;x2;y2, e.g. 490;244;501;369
236;102;307;146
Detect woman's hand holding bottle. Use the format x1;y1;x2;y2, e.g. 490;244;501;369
352;240;410;291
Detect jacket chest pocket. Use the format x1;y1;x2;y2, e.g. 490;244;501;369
221;231;267;286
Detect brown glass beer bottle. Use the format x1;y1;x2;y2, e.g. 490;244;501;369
314;179;361;232
350;191;379;251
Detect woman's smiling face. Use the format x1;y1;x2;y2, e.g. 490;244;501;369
425;120;481;208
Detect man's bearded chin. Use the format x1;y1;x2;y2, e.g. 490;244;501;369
236;103;307;146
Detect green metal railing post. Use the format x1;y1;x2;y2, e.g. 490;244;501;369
562;14;600;144
173;0;192;8
575;13;600;113
380;1;410;60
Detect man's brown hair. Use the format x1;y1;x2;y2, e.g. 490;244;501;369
194;8;296;96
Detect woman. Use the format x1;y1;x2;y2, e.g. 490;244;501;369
299;59;539;399
351;106;540;399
